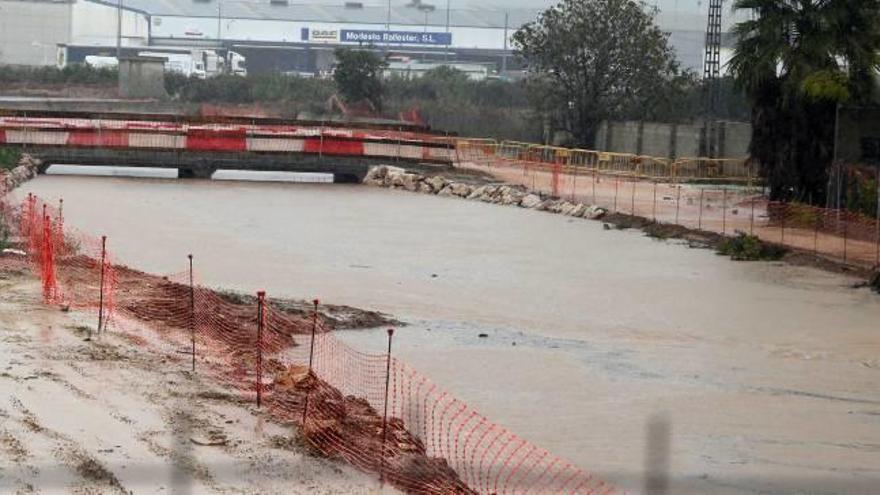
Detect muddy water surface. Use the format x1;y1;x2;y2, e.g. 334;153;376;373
19;175;880;493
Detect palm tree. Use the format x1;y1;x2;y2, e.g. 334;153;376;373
728;0;880;202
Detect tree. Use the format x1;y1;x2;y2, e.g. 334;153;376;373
729;0;880;202
512;0;682;147
333;48;388;111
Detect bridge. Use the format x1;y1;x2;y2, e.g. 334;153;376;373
0;113;455;182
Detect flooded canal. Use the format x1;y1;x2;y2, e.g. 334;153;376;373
19;174;880;493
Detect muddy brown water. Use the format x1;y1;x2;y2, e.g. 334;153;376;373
18;175;880;494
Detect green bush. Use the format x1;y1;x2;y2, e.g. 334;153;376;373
0;147;21;171
0;64;116;85
0;216;8;251
717;233;787;261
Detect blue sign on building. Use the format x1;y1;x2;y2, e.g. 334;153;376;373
340;30;452;46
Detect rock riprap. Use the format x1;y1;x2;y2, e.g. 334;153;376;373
363;165;607;221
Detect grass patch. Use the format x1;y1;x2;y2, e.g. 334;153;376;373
717;233;787;261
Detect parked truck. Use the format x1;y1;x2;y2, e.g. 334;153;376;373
60;44;246;78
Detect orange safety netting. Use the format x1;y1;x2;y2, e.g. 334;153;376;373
5;191;618;495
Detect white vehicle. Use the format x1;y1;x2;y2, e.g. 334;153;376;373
84;55;119;69
138;51;207;79
227;51;247;76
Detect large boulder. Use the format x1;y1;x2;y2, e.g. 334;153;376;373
467;185;489;200
418;182;434;194
583;205;607;220
478;185;500;202
437;185;456;196
520;193;542;209
401;173;423;192
568;204;588;217
363;165;388;186
450;182;473;197
557;202;578;216
426;176;448;193
535;199;557;211
499;186;526;206
383;166;408;187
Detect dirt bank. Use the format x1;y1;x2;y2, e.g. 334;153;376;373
600;212;876;279
0;262;384;494
214;289;401;330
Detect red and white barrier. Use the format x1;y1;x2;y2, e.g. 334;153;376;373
0;117;454;162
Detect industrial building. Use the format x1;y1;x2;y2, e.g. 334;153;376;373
0;0;746;76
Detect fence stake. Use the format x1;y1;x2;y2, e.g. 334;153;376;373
843;215;848;264
675;185;681;225
592;168;597;205
781;204;786;244
722;188;728;235
256;291;265;409
814;212;820;257
750;194;756;236
630;178;636;216
302;298;320;426
380;328;395;485
613;177;619;213
188;254;195;373
96;235;107;337
652;180;658;222
698;188;704;230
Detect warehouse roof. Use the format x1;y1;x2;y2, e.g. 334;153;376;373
89;0;745;32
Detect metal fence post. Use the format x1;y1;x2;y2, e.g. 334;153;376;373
96;235;107;337
698;188;704;230
814;212;820;257
188;254;195;373
380;328;395;485
781;204;786;244
256;291;265;409
722;188;728;235
652;180;658;222
750;195;756;236
843;215;849;264
592;168;597;206
675;185;681;225
630;178;636;216
613;177;619;213
302;298;320;426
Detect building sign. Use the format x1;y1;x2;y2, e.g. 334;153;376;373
301;28;340;43
341;30;451;46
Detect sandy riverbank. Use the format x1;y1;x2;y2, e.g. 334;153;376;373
0;260;386;494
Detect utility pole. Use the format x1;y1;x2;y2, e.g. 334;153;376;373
116;0;123;59
701;0;723;157
444;0;450;62
501;11;509;75
386;0;392;52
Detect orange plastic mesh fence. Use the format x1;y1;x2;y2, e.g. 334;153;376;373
452;152;880;269
4;191;619;495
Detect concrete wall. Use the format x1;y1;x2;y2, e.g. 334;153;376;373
71;0;149;48
0;0;73;66
118;57;166;99
596;120;751;159
0;0;148;67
